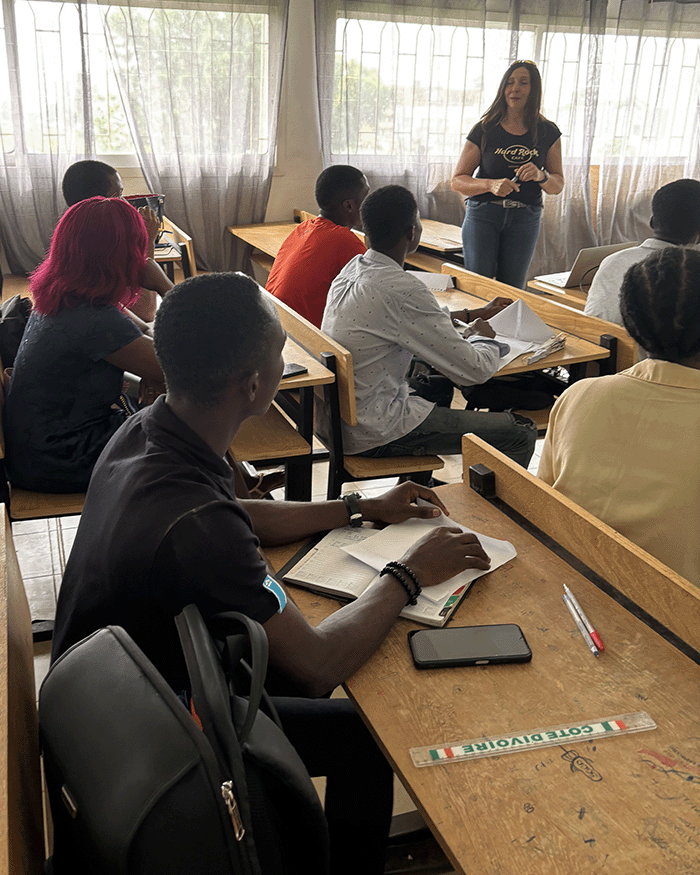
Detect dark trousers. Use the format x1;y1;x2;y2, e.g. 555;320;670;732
274;696;394;875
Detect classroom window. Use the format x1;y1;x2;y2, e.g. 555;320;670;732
0;0;271;158
330;15;700;165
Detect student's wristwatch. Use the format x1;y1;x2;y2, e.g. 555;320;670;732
343;492;363;527
539;169;550;184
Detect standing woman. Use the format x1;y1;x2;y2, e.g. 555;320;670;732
451;60;564;289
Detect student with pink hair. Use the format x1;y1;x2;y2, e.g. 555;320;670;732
4;197;169;492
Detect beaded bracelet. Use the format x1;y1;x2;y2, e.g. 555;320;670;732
385;561;422;599
380;563;422;606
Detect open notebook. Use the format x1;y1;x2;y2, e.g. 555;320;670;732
281;507;516;626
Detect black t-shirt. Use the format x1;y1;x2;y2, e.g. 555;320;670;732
3;304;141;492
51;397;281;692
466;119;562;206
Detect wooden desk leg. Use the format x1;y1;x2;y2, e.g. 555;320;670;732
568;362;587;383
163;261;175;281
178;243;192;278
598;334;618;376
285;456;311;502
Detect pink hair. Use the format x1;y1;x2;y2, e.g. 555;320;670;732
31;197;148;316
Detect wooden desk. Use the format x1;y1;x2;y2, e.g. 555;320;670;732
528;279;588;312
227;222;455;276
433;288;610;379
154;231;193;281
267;483;700;875
419;219;463;253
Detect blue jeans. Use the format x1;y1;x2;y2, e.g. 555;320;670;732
461;199;542;289
362;406;537;468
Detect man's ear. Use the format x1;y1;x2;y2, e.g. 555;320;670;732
242;371;260;403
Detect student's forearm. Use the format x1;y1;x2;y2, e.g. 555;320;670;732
267;573;408;696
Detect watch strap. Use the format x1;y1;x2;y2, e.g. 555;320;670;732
343;492;363;527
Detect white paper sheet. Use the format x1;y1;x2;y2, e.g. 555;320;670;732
342;505;516;606
484;299;556;368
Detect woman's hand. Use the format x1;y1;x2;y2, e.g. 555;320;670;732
489;177;520;198
513;162;545;184
399;527;491;589
141;258;174;295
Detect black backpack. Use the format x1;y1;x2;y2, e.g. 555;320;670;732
39;606;330;874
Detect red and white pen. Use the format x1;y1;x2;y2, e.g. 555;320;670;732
564;584;605;652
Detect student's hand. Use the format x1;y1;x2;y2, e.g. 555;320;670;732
360;481;449;525
398;527;491;589
471;297;512;321
141;257;175;295
139;206;161;245
469;318;496;339
489;178;519;197
513;162;545;183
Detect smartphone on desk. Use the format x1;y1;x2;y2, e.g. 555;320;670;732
408;624;531;669
282;362;308;378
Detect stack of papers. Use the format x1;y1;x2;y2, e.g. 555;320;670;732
283;507;516;626
485;299;559;368
407;271;455;292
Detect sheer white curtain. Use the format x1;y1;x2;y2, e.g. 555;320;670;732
103;0;289;270
0;0;288;274
315;0;700;279
0;0;103;272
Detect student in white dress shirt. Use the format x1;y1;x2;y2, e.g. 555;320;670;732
319;185;537;467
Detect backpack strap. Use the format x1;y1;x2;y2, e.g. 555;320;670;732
208;611;276;744
175;604;262;875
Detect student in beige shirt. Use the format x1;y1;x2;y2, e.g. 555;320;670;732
539;246;700;586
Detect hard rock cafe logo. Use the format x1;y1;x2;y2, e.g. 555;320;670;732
494;145;539;164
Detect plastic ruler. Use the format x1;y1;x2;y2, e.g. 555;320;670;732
410;711;656;768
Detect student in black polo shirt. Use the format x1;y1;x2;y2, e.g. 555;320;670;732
52;271;492;875
452;60;565;289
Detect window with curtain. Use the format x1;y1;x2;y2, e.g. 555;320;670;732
0;0;288;273
316;0;700;278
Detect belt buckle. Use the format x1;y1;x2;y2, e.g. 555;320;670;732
502;199;521;208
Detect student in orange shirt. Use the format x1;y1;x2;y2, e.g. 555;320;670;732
267;165;369;326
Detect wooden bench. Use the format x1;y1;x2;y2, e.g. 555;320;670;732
0;504;45;874
161;216;196;278
228;402;312;501
461;433;700;652
267;293;443;498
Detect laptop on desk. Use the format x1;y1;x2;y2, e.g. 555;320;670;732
536;242;637;289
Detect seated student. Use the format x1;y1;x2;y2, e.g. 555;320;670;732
62;159;168;321
319;185;537;467
267;165;369;327
4;198;167;493
585;178;700;326
51;271;491;874
539;246;700;586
